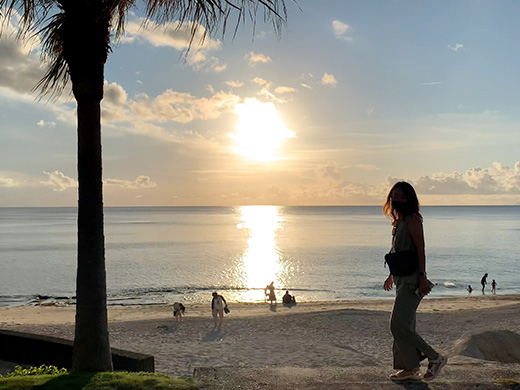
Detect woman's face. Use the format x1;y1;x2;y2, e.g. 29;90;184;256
391;187;407;203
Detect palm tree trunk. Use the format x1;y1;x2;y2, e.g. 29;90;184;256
72;93;113;372
64;0;113;372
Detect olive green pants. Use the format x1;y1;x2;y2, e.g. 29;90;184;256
390;274;439;370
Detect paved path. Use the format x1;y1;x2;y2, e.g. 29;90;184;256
194;362;520;390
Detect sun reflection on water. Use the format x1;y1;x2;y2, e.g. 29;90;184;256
234;205;286;301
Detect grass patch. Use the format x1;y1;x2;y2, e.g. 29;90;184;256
0;372;198;390
498;378;520;388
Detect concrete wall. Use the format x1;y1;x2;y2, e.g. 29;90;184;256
0;329;154;372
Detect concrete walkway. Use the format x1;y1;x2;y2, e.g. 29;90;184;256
194;361;520;390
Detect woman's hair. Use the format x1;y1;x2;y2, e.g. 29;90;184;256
382;181;422;223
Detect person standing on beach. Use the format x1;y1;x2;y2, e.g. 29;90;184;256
467;285;473;294
491;279;497;294
383;181;447;382
211;292;227;331
481;273;488;294
266;282;276;304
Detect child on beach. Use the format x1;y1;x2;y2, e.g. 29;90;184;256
173;302;185;322
491;279;497;294
383;181;447;382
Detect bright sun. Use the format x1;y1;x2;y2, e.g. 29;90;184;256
230;98;295;162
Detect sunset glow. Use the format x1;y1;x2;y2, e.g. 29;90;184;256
231;99;295;162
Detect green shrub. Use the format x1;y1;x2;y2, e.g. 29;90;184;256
0;371;198;389
4;365;67;378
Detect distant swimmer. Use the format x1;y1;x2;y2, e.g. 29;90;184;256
467;285;473;294
481;273;488;294
491;279;497;294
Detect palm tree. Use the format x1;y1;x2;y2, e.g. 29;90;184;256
0;0;288;372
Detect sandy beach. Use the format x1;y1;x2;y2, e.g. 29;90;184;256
1;295;520;379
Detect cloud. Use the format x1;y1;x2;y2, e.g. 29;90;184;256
404;162;520;195
300;83;312;89
41;171;77;191
316;160;341;180
7;171;157;192
0;16;45;94
37;120;57;127
128;89;239;124
274;86;296;94
421;82;442;86
123;18;225;72
245;51;272;66
251;77;268;86
257;83;286;103
448;43;465;51
104;175;157;189
332;20;353;42
101;81;239;129
225;80;245;88
321;73;338;87
124;19;221;51
0;175;20;187
104;81;128;106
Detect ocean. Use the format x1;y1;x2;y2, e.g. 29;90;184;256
1;206;519;307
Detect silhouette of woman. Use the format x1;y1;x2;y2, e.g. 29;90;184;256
383;181;447;382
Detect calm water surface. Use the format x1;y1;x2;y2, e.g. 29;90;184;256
1;206;519;307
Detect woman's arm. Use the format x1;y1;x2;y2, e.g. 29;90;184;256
408;215;425;274
408;215;431;295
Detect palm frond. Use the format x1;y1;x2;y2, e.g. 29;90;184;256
33;9;69;99
0;0;56;40
143;0;289;50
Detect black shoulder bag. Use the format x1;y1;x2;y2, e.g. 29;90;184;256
384;221;419;276
384;250;418;276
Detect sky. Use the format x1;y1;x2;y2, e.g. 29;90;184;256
1;0;520;206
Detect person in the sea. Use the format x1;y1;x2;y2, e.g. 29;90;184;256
467;285;473;294
481;273;488;294
266;282;276;304
491;279;497;294
173;302;185;322
383;181;448;382
211;292;228;331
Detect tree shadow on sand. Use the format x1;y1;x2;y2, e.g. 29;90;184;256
36;372;96;390
203;330;225;342
157;323;179;334
392;380;431;390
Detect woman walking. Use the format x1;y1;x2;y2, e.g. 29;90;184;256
383;181;447;381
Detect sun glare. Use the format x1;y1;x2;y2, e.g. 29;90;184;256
237;206;284;293
230;98;295;162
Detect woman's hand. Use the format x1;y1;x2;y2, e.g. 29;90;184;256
384;275;394;291
418;276;432;296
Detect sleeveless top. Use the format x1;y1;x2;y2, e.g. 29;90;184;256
213;296;224;310
391;216;418;253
